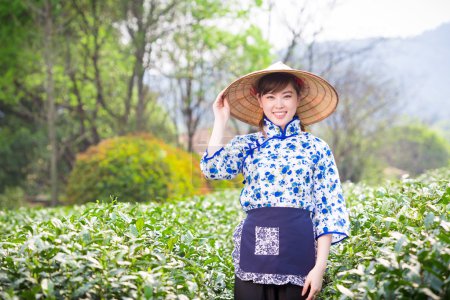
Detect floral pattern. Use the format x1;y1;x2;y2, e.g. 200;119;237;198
232;219;315;285
200;115;350;285
255;226;279;255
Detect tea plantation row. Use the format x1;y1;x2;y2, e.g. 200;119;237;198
0;168;449;299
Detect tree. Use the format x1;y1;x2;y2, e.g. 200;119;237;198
163;0;272;151
0;0;41;192
120;0;181;132
316;66;400;182
0;0;179;202
20;0;72;205
42;0;59;205
378;123;450;176
67;0;180;137
261;0;396;182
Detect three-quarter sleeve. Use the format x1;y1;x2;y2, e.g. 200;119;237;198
200;135;246;180
311;141;350;245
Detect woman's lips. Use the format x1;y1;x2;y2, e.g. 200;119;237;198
273;111;287;119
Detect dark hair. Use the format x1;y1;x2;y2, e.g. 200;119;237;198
256;73;301;96
256;73;306;137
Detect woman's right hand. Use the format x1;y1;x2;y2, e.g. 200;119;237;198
212;88;230;125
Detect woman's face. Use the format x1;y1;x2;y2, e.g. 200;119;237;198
257;83;300;130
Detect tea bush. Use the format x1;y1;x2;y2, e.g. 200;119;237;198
322;168;450;299
65;133;208;204
1;167;449;299
0;190;244;299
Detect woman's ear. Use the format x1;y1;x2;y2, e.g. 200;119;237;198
257;94;263;108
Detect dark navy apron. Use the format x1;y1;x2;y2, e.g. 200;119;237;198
239;206;316;276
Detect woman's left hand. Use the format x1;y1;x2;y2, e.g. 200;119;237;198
301;265;326;299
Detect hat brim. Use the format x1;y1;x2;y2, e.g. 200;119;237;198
224;68;339;126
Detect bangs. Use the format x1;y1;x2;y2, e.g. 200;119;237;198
256;73;300;95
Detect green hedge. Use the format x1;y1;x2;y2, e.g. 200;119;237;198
65;133;208;204
0;191;243;299
322;168;450;299
2;164;448;298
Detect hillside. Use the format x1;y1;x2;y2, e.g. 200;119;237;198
368;22;450;122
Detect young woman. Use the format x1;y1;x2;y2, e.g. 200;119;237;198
200;62;350;300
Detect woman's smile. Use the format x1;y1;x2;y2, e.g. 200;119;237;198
273;111;287;119
258;83;300;130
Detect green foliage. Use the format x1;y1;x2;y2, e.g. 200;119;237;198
433;119;450;144
203;24;273;77
190;152;244;192
207;174;244;191
322;167;450;299
65;133;207;204
0;126;32;192
0;120;47;194
379;123;450;176
1;168;449;298
357;151;386;185
0;0;35;102
0;190;244;299
0;0;270;200
355;121;450;184
0;187;26;210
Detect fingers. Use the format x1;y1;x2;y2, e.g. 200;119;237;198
305;285;321;300
218;87;227;97
216;88;227;100
222;96;229;109
213;89;227;107
212;88;231;124
302;277;322;300
301;277;311;296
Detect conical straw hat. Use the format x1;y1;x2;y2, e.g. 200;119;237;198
223;61;339;126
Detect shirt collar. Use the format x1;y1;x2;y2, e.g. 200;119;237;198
263;115;301;138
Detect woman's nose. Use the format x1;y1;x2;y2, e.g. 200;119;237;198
275;98;285;107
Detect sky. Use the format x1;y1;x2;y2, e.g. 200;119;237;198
258;0;450;49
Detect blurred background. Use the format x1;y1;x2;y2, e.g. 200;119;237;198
1;0;449;208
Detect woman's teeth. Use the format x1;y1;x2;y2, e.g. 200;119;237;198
273;112;287;118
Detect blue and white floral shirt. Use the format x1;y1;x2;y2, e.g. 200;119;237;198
200;115;350;285
201;115;350;244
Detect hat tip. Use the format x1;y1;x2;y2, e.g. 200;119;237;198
268;61;292;70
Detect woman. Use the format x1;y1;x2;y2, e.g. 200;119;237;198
200;62;350;300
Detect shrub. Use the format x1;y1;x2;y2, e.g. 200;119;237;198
1;168;449;299
0;186;26;210
65;133;208;204
0;190;243;299
378;124;450;176
322;167;450;299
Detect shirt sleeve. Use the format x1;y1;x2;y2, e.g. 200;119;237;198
311;140;350;245
200;135;246;180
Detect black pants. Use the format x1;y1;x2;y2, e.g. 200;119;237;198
234;275;310;300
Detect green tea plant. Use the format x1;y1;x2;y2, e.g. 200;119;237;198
0;192;245;299
322;168;450;299
0;168;449;299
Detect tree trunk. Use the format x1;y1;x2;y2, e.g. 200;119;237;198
44;0;58;206
136;49;146;131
